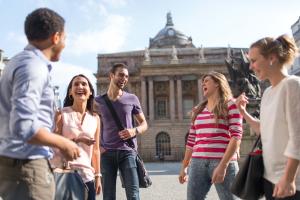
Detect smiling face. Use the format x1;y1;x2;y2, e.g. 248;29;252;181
69;76;92;103
202;75;219;98
248;47;271;81
110;67;129;89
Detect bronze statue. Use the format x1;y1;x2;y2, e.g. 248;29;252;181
225;49;261;99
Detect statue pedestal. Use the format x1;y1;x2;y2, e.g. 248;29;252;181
143;60;151;65
170;59;179;64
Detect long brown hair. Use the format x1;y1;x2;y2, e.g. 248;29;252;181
191;71;233;123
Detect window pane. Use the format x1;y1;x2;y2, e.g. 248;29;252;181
183;99;194;118
156;132;171;156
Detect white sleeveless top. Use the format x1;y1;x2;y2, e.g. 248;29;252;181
51;106;98;182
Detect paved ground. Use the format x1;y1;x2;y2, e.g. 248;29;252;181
97;162;219;200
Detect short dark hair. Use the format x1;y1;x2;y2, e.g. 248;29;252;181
24;8;65;41
110;63;128;74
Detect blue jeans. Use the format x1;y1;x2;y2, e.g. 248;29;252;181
101;150;139;200
187;158;239;200
86;180;96;200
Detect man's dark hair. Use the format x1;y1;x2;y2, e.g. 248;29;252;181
24;8;65;41
110;63;128;74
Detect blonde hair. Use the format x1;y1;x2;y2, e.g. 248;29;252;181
191;71;233;123
250;34;298;66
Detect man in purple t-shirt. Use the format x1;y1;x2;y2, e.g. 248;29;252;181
95;63;148;200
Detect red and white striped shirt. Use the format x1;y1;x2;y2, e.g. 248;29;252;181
186;99;243;160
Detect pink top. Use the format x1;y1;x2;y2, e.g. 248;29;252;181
186;99;243;160
51;106;98;182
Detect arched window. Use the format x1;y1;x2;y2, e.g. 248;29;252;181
156;132;171;157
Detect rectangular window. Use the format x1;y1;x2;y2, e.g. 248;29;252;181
156;98;167;119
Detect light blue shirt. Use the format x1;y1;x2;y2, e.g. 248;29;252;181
0;44;54;159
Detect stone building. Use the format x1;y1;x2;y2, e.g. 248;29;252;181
0;49;7;77
290;17;300;76
95;13;252;161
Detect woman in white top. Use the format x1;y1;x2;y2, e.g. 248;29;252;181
236;34;300;199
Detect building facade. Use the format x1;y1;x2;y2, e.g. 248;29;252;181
0;49;7;77
290;17;300;76
95;13;251;161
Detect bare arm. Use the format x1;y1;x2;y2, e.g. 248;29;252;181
179;148;193;184
273;158;300;198
92;114;101;195
211;138;241;183
119;112;148;140
134;112;148;134
28;127;80;161
236;93;260;134
28;111;80;161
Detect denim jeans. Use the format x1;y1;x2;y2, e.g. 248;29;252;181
187;158;239;200
86;180;96;200
101;150;139;200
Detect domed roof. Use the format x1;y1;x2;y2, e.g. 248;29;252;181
149;12;195;49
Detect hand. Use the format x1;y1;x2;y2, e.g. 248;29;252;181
236;147;241;159
236;92;249;115
95;176;102;195
273;176;296;198
119;128;136;140
75;135;95;146
100;146;106;154
211;164;227;184
178;167;188;184
60;137;80;161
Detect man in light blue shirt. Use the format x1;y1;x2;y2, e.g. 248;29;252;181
0;8;80;200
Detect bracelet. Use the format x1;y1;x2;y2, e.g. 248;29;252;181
95;173;102;177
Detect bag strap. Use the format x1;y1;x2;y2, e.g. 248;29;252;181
103;94;135;149
251;135;262;152
103;94;124;131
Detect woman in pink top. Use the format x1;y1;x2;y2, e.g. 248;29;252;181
179;71;243;200
52;74;101;200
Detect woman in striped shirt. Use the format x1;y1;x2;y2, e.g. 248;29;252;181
179;71;243;200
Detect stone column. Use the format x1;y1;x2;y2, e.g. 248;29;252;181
141;77;147;116
197;76;203;103
176;77;183;121
169;77;175;121
148;77;154;121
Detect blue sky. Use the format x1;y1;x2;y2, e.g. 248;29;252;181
1;0;300;96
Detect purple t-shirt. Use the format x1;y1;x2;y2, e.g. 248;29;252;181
95;91;142;150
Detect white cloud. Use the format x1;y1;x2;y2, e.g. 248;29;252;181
51;62;97;99
102;0;128;7
7;32;27;46
65;14;131;55
78;0;108;19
